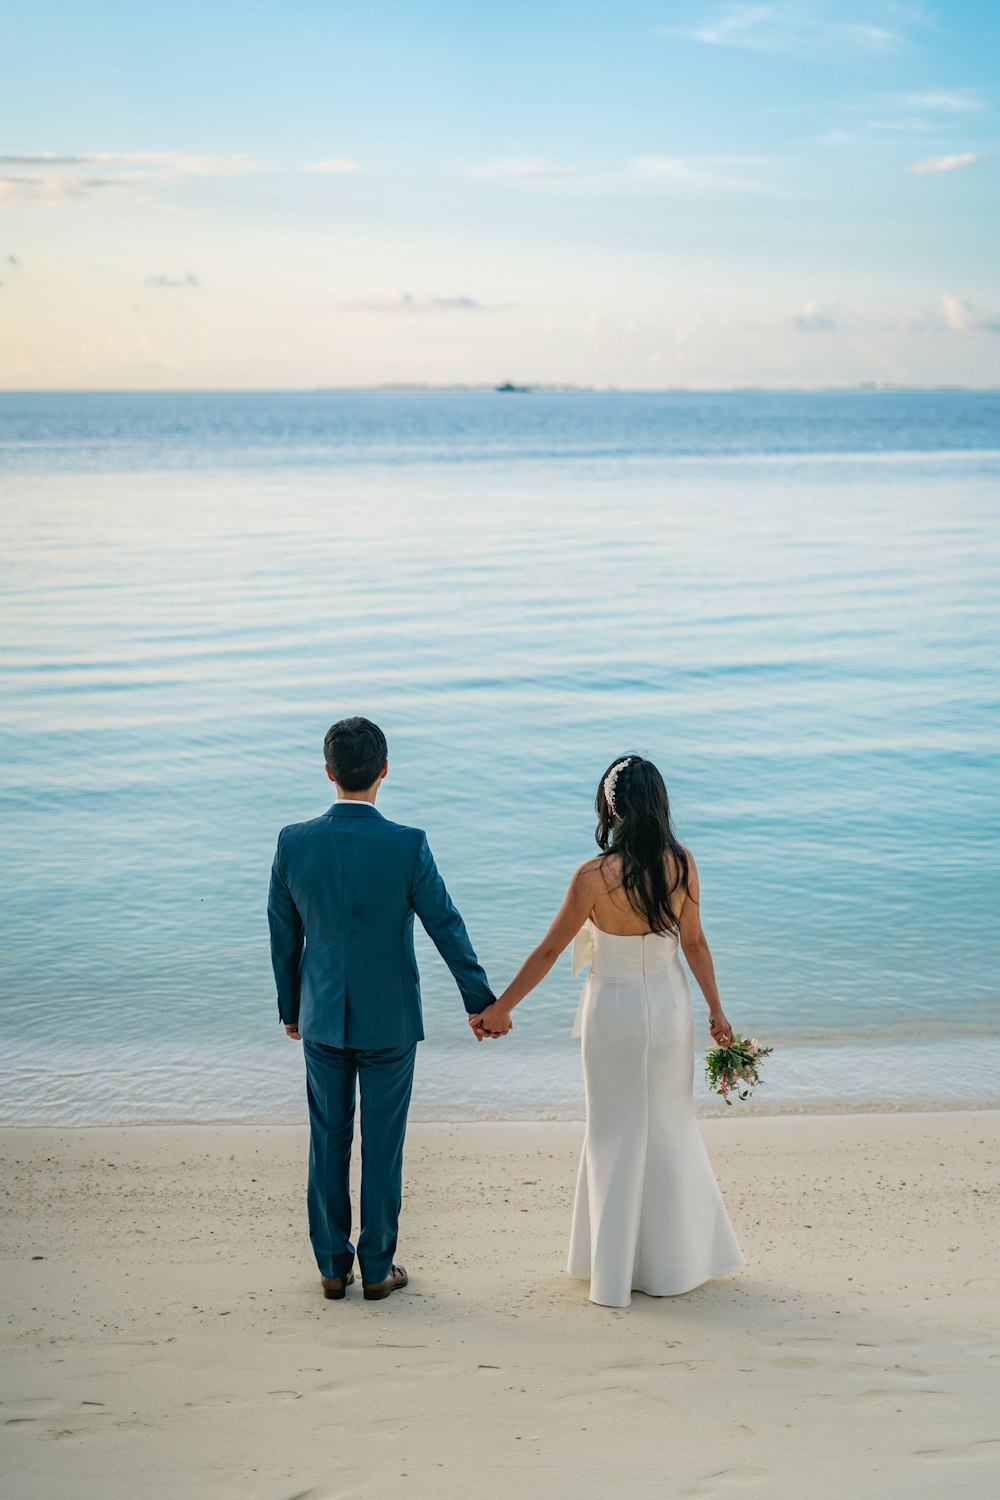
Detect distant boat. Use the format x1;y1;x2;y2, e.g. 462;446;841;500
495;381;530;393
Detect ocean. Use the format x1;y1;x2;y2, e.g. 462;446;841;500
1;389;998;1123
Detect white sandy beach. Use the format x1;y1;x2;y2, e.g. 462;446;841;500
1;1112;998;1500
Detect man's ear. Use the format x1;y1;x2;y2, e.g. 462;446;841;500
380;760;389;782
325;765;336;784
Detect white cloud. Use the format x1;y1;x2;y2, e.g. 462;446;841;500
941;293;1000;334
129;152;254;176
468;159;577;181
661;4;903;55
303;159;362;174
337;289;496;314
792;299;843;333
801;87;985;142
0;154;96;166
467;153;786;196
690;4;773;45
895;91;985;113
629;155;786;195
0;173;130;204
0;151;255;207
0;151;254;175
145;271;199;288
868;117;962;134
910;153;985;174
785;295;1000;338
784;299;930;336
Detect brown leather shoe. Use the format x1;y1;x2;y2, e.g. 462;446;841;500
363;1264;408;1301
320;1269;356;1300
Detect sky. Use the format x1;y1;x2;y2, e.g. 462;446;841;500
1;0;998;390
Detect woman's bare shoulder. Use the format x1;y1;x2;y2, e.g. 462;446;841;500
573;854;616;889
674;846;699;894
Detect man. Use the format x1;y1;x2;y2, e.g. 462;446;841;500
267;716;507;1302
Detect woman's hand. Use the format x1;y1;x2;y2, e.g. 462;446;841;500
707;1011;733;1047
469;1003;513;1040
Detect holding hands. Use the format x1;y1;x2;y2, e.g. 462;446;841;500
469;1002;513;1041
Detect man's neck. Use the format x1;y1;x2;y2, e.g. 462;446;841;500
337;792;378;805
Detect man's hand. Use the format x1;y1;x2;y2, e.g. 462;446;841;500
284;1023;302;1041
468;1003;513;1040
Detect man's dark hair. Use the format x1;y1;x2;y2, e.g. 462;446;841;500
324;717;388;792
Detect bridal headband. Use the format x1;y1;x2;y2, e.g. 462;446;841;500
603;758;635;817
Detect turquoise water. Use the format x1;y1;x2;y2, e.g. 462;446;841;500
1;391;998;1122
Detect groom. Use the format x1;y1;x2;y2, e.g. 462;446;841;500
268;716;506;1302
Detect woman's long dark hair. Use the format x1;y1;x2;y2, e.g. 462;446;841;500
595;756;690;934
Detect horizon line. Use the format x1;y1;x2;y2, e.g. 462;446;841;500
1;383;997;396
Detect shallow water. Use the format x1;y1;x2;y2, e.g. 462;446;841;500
1;390;998;1122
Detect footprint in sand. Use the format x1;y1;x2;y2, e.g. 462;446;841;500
915;1438;1000;1464
768;1336;838;1347
751;1355;819;1370
184;1394;249;1411
591;1352;681;1372
286;1481;369;1499
4;1399;110;1432
2;1398;62;1423
553;1383;671;1413
683;1467;774;1496
823;1387;948;1406
314;1367;424;1395
39;1412;115;1442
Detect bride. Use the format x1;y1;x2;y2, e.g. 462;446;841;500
471;755;746;1308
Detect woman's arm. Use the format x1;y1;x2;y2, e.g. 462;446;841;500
678;851;734;1047
470;865;595;1036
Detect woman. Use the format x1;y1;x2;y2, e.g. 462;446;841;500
471;755;746;1308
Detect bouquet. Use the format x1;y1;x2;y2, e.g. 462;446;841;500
705;1034;773;1105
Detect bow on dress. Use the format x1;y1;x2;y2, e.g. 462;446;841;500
570;919;595;1039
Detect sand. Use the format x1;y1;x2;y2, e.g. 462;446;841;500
1;1112;998;1499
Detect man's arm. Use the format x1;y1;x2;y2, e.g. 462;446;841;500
409;833;495;1014
268;838;304;1030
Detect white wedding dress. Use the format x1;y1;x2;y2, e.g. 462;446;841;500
567;919;746;1307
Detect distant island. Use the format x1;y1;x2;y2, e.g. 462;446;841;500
312;382;592;392
308;382;982;395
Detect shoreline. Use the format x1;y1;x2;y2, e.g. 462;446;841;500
8;1033;999;1129
2;1096;999;1129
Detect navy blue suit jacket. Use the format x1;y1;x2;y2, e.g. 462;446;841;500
267;801;495;1049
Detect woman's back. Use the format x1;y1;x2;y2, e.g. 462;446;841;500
583;851;688;936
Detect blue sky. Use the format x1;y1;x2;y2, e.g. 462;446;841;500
2;1;998;388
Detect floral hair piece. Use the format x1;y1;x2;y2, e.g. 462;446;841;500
603;757;634;817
